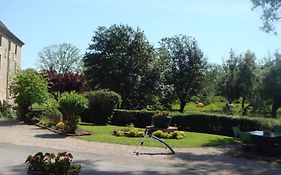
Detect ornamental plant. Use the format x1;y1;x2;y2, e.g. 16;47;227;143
58;92;88;133
25;152;81;175
86;90;122;125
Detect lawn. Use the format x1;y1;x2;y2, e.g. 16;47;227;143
78;125;236;148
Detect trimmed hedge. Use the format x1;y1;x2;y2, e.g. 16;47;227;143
111;110;281;137
112;109;154;128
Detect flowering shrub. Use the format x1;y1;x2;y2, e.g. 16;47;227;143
25;152;81;175
152;130;185;139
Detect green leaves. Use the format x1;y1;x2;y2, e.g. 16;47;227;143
84;24;158;109
10;69;49;119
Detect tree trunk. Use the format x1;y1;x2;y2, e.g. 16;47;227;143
179;99;186;113
241;97;247;116
272;102;279;118
241;97;246;111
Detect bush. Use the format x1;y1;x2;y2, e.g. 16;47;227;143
111;109;154;128
41;100;62;126
0;100;14;118
152;130;185;139
113;127;145;137
85;90;122;125
171;114;281;136
59;92;88;118
58;92;87;133
10;69;49;120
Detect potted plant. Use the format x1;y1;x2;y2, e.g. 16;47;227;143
152;110;172;128
25;152;81;175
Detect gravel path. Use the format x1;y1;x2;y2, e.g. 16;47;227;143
1;119;281;175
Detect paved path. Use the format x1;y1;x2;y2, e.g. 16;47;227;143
1;119;281;175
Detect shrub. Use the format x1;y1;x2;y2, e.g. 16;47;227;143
85;90;122;125
171;114;281;136
41;99;62;126
111;109;154;128
172;131;185;139
152;130;185;139
113;127;145;137
152;130;164;138
58;92;87;133
0;100;14;118
10;69;49;121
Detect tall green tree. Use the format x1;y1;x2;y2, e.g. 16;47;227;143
251;0;281;33
236;50;257;115
84;24;158;109
262;52;281;117
10;69;49;120
159;35;207;113
218;49;240;104
37;43;83;73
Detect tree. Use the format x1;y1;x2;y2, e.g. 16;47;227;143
37;43;83;73
10;69;49;120
217;49;241;104
159;35;207;113
45;70;85;100
236;50;257;115
251;0;281;33
262;52;281;117
84;24;159;109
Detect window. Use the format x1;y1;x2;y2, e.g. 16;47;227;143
0;34;2;46
15;45;17;54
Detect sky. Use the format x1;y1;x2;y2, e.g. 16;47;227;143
1;0;281;69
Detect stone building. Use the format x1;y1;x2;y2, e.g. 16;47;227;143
0;20;24;101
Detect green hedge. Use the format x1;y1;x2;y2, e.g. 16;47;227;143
111;110;281;137
112;109;154;128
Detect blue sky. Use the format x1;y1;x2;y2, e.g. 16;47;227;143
1;0;281;69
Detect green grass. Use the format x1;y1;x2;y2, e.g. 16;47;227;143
77;125;236;148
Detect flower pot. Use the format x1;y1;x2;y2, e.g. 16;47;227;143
152;117;172;128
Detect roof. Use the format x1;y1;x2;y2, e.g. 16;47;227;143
0;20;24;46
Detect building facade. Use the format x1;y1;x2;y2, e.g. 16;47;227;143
0;20;24;101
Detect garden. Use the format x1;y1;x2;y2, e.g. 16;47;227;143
2;24;281;174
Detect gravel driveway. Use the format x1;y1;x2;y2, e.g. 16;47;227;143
1;119;281;175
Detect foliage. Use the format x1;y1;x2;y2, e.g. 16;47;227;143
84;24;159;109
172;113;281;137
25;152;81;175
84;90;122;125
45;70;86;99
196;63;222;105
217;49;240;104
111;109;154;128
251;0;281;33
58;92;88;133
10;69;49;120
236;51;257;115
262;52;281;117
0;100;14;118
37;43;83;73
159;35;207;112
40;99;62;126
58;92;88;118
152;130;185;139
56;121;66;132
